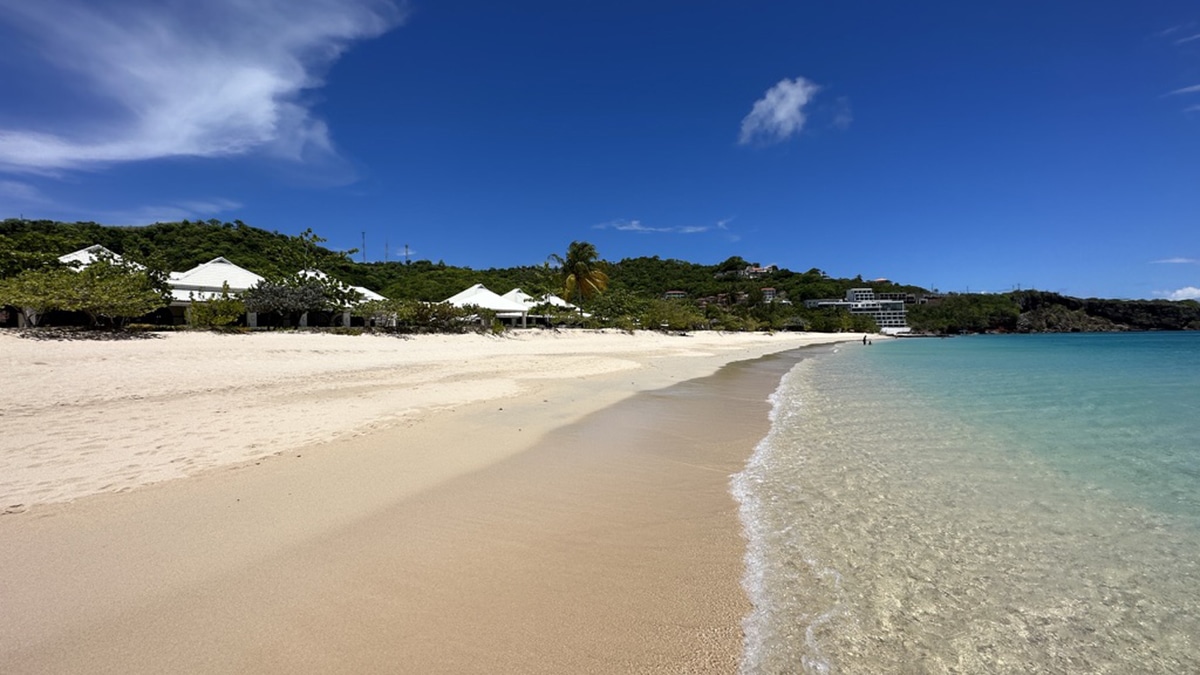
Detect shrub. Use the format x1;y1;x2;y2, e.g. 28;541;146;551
187;283;245;328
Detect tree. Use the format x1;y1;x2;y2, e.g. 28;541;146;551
274;228;357;280
550;241;609;305
0;266;75;326
640;299;707;332
243;278;328;326
64;257;169;327
584;288;648;329
0;233;66;278
0;250;167;327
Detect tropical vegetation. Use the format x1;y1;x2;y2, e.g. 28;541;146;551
2;218;1198;334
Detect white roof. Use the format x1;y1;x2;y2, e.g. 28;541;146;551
540;293;575;309
446;284;528;314
501;288;536;306
501;288;576;310
299;269;387;303
169;257;264;293
58;244;144;270
353;285;387;302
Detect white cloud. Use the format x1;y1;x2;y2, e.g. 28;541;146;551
0;0;404;173
739;77;822;146
1177;33;1200;45
1152;257;1199;264
1159;286;1200;300
593;218;729;235
1168;84;1200;95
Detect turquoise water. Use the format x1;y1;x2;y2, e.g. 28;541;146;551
734;333;1200;674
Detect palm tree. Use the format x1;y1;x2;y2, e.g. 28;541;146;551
550;241;609;305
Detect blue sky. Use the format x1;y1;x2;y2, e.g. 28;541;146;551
1;1;1198;299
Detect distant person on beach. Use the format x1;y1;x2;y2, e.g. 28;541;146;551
862;335;868;345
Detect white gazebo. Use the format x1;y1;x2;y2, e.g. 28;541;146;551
500;288;581;324
445;284;529;327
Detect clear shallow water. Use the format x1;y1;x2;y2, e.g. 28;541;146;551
734;333;1200;674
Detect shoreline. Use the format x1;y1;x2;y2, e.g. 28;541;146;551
0;329;856;672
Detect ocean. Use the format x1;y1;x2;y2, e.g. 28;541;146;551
733;332;1200;674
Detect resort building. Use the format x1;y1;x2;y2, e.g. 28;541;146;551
167;257;265;326
804;287;908;330
740;265;777;279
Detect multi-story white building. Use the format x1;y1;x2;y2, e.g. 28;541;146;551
804;288;908;329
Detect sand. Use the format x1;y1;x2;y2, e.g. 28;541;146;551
0;328;854;673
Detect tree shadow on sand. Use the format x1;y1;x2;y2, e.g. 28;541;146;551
7;327;166;342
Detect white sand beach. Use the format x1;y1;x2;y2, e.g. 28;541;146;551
0;328;857;673
1;329;852;510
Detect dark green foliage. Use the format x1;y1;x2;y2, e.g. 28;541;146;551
908;294;1021;334
0;218;354;282
639;299;707;332
372;260;548;303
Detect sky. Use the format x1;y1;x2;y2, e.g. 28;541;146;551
1;0;1198;300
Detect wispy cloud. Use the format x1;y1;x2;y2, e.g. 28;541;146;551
594;218;731;235
1176;33;1200;45
0;179;50;205
1167;84;1200;95
1152;257;1199;264
1159;23;1194;38
832;96;853;130
99;199;244;226
739;77;822;146
0;0;404;174
1158;286;1200;301
0;177;241;224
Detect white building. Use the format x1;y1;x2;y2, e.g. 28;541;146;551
805;287;908;329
